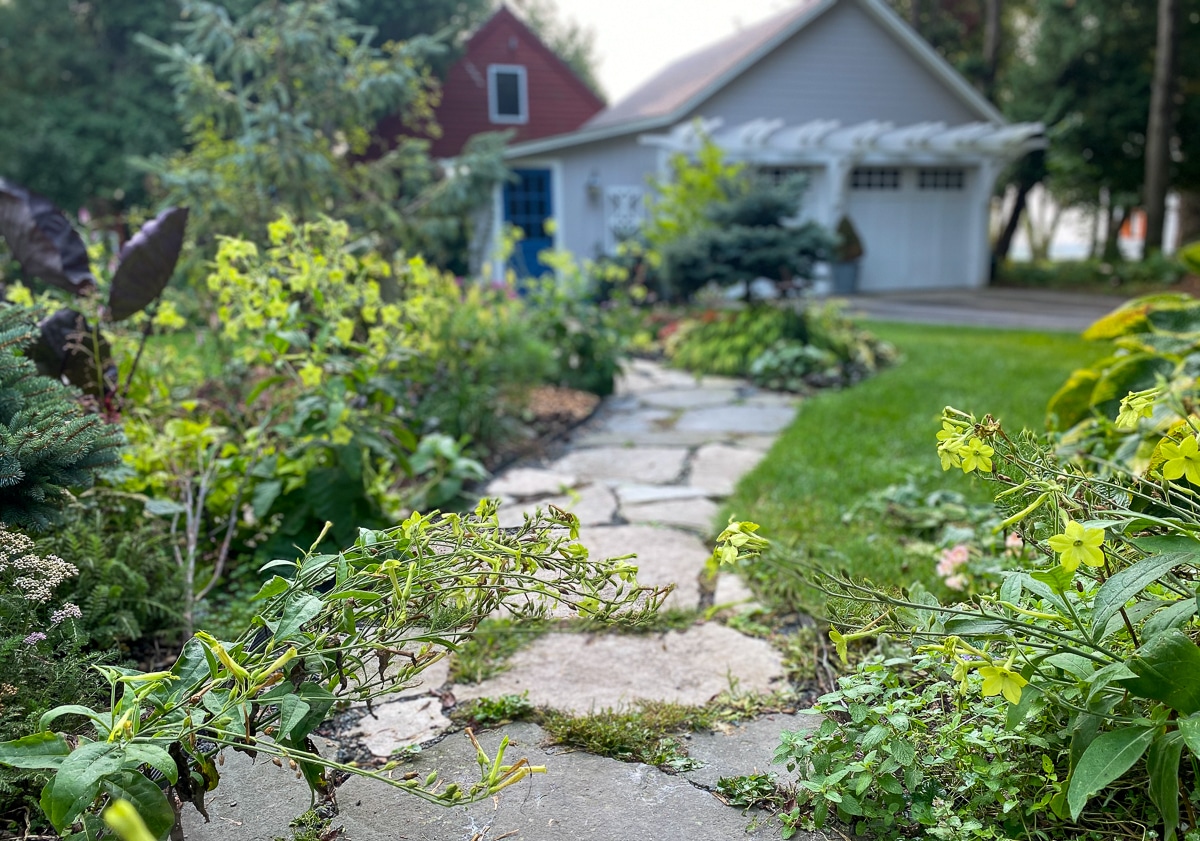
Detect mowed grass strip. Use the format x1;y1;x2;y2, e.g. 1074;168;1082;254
724;321;1103;608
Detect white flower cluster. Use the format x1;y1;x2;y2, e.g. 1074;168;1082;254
0;526;78;603
51;602;83;625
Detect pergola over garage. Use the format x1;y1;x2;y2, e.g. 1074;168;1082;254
641;117;1045;291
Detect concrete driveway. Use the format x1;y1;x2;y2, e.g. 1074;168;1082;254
836;287;1130;333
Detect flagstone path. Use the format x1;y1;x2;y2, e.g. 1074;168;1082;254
183;359;830;841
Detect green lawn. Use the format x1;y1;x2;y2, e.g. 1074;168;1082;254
724;321;1104;611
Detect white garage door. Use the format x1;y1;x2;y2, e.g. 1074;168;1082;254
845;166;975;291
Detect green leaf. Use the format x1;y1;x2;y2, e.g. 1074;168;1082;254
1177;714;1200;757
1148;731;1184;841
1143;598;1199;640
277;695;312;742
1031;565;1074;593
101;770;175;840
252;575;291;601
0;731;71;770
37;706;110;737
169;638;215;703
1093;553;1190;638
272;593;323;640
42;742;127;832
1066;726;1154;821
125;744;178;785
251;479;283;519
1086;662;1139;704
1121;630;1200;713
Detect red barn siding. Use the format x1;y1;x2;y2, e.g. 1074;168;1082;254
427;8;605;158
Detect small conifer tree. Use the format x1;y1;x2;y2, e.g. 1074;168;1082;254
0;306;123;531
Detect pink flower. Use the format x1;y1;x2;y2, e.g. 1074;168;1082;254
936;544;970;577
23;632;46;645
1005;533;1024;554
944;574;968;592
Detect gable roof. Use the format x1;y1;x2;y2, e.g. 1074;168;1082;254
466;5;605;110
506;0;1004;159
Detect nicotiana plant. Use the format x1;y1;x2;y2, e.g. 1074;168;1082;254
0;502;666;840
798;401;1200;841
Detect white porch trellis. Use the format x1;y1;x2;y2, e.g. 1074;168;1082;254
640;118;1045;291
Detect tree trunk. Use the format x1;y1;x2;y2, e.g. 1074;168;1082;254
1143;0;1179;256
1177;190;1200;249
1104;205;1128;262
909;0;922;36
981;0;1002;100
993;181;1030;263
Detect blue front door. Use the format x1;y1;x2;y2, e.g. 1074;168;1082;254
504;168;553;278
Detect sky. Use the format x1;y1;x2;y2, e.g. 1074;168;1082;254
553;0;798;102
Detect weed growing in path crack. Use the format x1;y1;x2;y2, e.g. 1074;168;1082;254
540;701;713;772
456;693;536;728
716;773;785;812
447;618;549;684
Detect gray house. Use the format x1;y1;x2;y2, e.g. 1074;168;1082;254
485;0;1042;292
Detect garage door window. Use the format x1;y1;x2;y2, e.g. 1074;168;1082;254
851;168;900;190
918;169;965;190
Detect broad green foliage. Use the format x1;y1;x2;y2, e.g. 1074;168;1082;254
0;503;666;839
665;302;894;387
1047;293;1200;473
0;306;123;531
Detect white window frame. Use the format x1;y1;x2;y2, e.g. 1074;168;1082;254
487;64;529;125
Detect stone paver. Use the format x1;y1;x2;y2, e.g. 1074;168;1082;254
675;405;796;435
683;713;820;789
601;407;676;434
613;483;712;506
688;444;768;497
623;497;722;534
639;388;741;410
571;428;728;448
549;446;690;485
352;697;453;757
712;573;758;611
576;524;710;609
486;468;579;499
497;483;618;529
453;624;786;712
335;722;825;841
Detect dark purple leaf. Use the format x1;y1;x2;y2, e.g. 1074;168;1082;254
0;179;96;293
107;207;189;322
28;308;114;399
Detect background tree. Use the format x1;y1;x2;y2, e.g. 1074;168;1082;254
0;1;184;218
135;0;508;267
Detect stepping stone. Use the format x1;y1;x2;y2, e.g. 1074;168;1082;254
346;653;452;708
735;434;779;452
351;696;453;758
486;468;578;500
571;429;726;448
497;483;618;529
179;741;338;841
682;713;820;790
613;483;711;506
688;444;767;497
602;408;676;434
550;446;689;485
616;361;700;394
623;497;721;534
712;573;760;613
740;392;800;410
675;406;795;435
452;623;786;712
579;524;710;609
336;722;786;840
639;388;741;410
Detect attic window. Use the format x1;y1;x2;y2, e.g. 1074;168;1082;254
851;168;901;190
488;65;528;125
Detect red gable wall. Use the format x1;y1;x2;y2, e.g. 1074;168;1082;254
425;7;605;158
